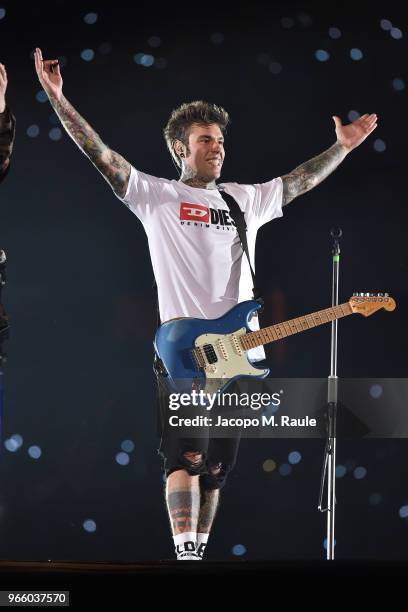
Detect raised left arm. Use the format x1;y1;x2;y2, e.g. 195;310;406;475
281;113;377;206
0;62;15;184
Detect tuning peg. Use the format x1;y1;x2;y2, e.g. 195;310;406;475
384;293;389;297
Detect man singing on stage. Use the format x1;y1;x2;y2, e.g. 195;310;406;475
34;47;377;561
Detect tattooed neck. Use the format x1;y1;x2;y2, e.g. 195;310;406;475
179;168;218;190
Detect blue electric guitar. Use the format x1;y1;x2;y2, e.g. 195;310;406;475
154;293;396;394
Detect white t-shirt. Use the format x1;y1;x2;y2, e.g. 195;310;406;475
117;166;283;361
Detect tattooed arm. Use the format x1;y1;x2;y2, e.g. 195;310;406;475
281;142;347;206
0;62;16;184
50;94;130;198
34;48;130;198
281;113;378;206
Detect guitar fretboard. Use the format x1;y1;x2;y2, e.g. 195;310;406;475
240;303;353;350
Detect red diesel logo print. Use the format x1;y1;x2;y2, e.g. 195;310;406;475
180;202;210;223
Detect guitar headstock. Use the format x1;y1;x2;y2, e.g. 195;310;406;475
349;292;396;317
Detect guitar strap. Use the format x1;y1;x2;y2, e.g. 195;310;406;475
218;188;262;302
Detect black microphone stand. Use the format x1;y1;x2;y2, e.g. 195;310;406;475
318;228;342;560
0;249;9;444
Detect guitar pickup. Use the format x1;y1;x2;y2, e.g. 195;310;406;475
216;339;228;360
231;334;243;356
203;344;218;364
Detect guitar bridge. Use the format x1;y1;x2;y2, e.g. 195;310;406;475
191;347;205;370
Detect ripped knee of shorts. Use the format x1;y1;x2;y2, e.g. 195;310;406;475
210;462;222;476
200;461;231;491
178;450;205;476
164;449;207;478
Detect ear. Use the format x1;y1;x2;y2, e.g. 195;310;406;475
174;139;185;158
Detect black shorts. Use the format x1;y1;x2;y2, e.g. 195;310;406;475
153;357;243;490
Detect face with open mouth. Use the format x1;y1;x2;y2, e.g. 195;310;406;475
206;157;222;167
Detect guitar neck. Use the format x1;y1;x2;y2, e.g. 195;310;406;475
240;302;353;350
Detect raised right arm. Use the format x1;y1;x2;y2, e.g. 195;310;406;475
49;93;130;198
34;48;130;198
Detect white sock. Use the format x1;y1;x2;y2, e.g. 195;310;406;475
173;532;200;560
196;533;209;559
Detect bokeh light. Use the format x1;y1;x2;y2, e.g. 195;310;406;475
263;459;277;472
353;466;367;480
80;49;95;62
373;139;386;152
232;544;247;556
315;50;330;62
83;519;97;532
84;12;98;25
28;446;42;459
116;452;130;466
49;128;62;141
350;48;363;60
27;125;40;138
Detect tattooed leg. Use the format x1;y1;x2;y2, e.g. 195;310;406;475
197;489;220;534
166;464;201;535
194;464;222;559
197;463;221;534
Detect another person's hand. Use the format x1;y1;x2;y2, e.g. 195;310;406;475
0;63;7;113
333;113;377;152
34;47;63;102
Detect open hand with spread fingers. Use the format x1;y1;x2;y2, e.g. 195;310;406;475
332;113;378;153
34;47;63;102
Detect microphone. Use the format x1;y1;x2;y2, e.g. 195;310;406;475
330;227;342;255
330;227;342;240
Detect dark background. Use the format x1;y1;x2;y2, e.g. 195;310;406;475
0;0;407;561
